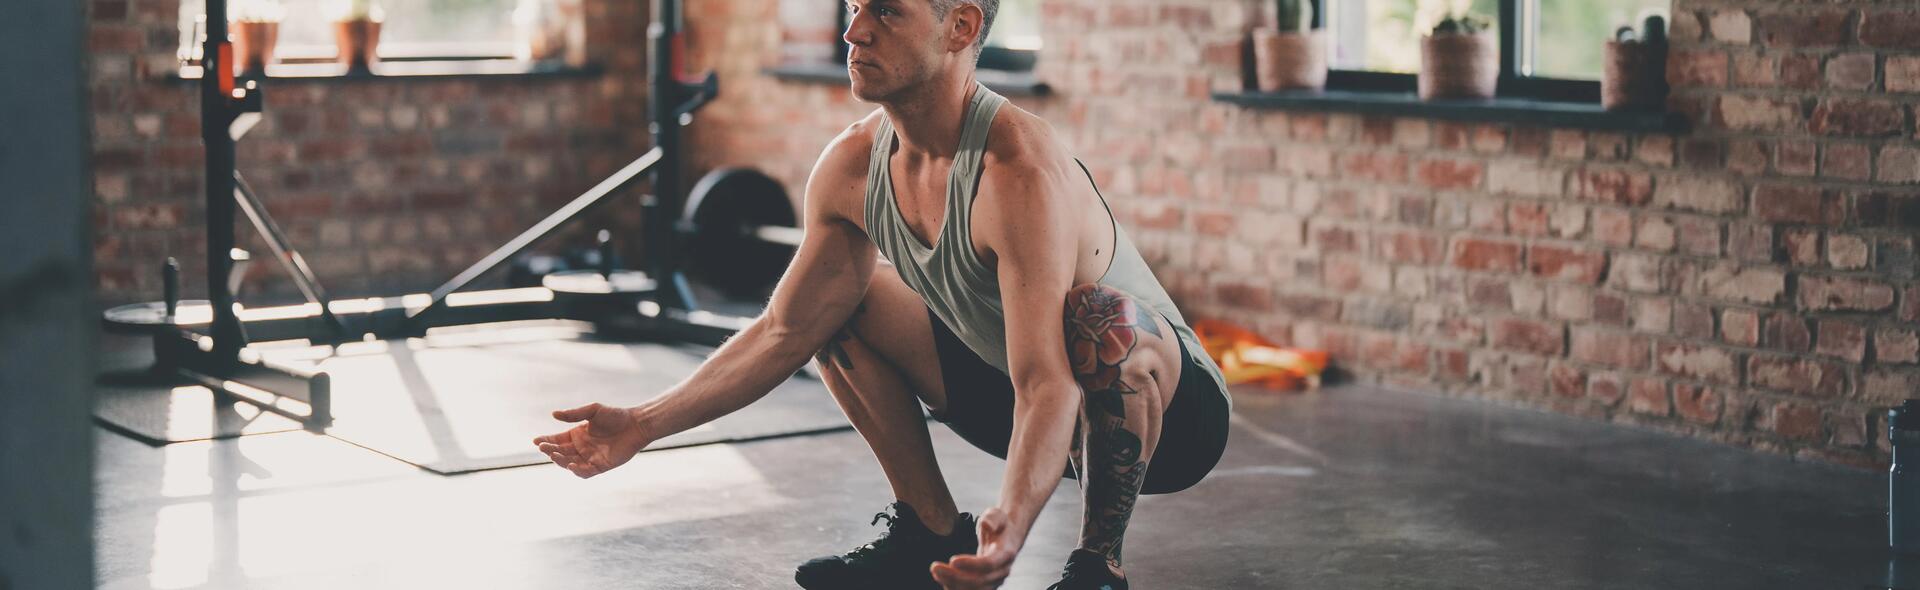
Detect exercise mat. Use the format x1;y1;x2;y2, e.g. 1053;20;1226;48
98;320;853;475
262;321;850;474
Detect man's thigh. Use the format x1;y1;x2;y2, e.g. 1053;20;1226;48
843;262;951;414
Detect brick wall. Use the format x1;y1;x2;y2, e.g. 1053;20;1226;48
89;0;653;304
686;0;1919;469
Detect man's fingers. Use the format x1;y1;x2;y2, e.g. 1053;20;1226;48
552;402;602;423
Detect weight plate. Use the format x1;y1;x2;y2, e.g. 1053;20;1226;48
682;168;798;298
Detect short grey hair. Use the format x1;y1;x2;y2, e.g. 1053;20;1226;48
930;0;998;56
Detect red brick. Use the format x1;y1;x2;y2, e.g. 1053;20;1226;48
1451;238;1524;273
1823;144;1871;180
1588;372;1626;406
1827;234;1871;270
1415;159;1484;191
1379;230;1445;265
1811;99;1905;137
1732;53;1777;88
1771;402;1825;441
1339;152;1408;183
1671;10;1703;42
1310;223;1362;254
1549;130;1587;160
1593;209;1633;247
1674;384;1723;425
1635;136;1675;167
1891;56;1920;93
1668;50;1728;87
1816;320;1868;362
1879;328;1920;364
1573;169;1653;206
1756;9;1852;48
1861;11;1920;49
1216;282;1272;310
1752;184;1834;224
1570;327;1648;370
1717;95;1803;132
1491;317;1565;356
1722;309;1760;347
1680;139;1723;170
1765;312;1813;353
1635;216;1676;252
1688;264;1786;306
1549;362;1585;399
1783;229;1821;266
1529;245;1607;284
1906;284;1920;322
1798;276;1896;312
1628;378;1670;416
1750;355;1848;397
1674;216;1722;257
1826;53;1877;91
1780;55;1822;90
1607;253;1666;294
1728;224;1774;263
1654;175;1741;214
1708;10;1752;44
1508;203;1549;237
1865;370;1920;406
1879;146;1920;184
110;203;183;230
1655;341;1741;385
1727;140;1768;175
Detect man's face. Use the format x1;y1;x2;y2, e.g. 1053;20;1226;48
843;0;950;103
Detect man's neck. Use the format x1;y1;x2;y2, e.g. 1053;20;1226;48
880;71;979;161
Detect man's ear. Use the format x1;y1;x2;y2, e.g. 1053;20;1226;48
946;3;985;54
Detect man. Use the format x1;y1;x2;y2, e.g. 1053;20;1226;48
532;1;1231;588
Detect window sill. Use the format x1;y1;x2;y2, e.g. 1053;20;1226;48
171;59;603;82
1211;89;1687;133
764;62;1051;97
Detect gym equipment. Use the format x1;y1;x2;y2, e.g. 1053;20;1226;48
103;0;802;433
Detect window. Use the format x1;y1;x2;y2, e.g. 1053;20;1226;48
1319;0;1669;102
178;0;524;64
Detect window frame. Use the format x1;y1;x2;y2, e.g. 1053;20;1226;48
1313;0;1601;103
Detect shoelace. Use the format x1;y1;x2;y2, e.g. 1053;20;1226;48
844;510;905;560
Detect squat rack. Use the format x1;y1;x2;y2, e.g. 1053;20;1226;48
105;0;795;432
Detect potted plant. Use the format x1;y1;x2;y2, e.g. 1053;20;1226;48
1253;0;1326;92
513;0;568;63
1602;15;1668;111
230;0;283;76
1418;12;1497;101
330;0;385;74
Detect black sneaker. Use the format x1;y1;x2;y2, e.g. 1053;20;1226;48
795;502;978;590
1047;549;1128;590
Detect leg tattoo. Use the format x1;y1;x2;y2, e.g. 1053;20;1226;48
1064;287;1154;570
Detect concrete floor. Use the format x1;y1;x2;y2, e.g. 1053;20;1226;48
95;382;1895;589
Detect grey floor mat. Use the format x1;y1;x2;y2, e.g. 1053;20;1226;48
95;321;853;475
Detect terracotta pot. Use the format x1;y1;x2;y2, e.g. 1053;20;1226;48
334;19;382;73
1253;29;1327;92
232;21;278;75
1601;39;1668;112
1419;32;1498;101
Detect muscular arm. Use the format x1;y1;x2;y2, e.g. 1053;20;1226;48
628;125;878;439
976;141;1085;549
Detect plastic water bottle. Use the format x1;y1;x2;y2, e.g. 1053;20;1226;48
1895;400;1920;556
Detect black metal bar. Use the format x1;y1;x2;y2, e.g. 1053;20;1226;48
158;329;332;431
233;171;346;335
1499;0;1520;87
649;0;687;312
202;0;246;358
407;147;665;325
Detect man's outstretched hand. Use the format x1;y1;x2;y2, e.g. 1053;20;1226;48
931;507;1021;589
532;402;651;479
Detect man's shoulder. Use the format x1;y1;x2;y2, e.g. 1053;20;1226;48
820;109;888;166
981;104;1070;176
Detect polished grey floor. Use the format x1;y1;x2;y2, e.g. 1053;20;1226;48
95;381;1895;589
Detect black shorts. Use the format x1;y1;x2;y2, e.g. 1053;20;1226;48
925;308;1230;495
